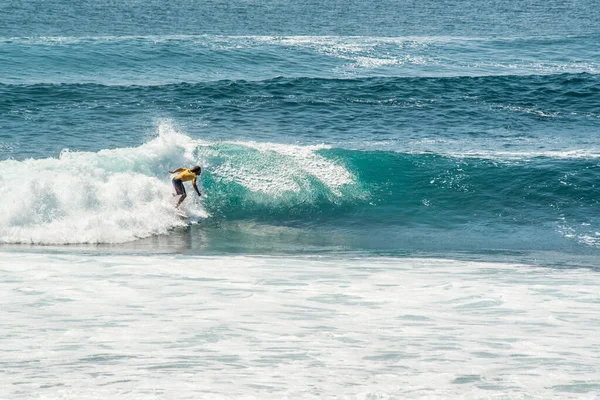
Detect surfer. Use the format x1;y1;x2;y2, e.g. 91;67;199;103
169;166;202;208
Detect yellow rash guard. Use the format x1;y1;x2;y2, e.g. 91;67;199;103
175;169;197;185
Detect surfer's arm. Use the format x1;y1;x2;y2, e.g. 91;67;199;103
168;168;184;174
192;181;201;196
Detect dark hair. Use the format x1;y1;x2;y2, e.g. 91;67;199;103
191;165;201;174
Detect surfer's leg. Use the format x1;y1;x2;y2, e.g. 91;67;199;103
176;193;187;208
172;178;187;208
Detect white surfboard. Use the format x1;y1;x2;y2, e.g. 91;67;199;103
175;209;189;219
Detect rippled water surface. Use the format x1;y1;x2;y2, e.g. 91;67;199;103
2;0;600;398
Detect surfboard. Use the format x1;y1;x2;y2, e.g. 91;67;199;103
175;209;189;219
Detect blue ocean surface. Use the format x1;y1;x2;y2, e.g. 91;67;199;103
1;1;600;399
1;34;599;259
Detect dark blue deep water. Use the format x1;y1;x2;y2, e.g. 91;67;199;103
1;0;599;258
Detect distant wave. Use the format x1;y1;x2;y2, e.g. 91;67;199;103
1;35;598;85
2;74;597;121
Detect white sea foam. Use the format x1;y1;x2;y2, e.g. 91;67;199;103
227;141;355;196
1;252;598;399
0;122;201;244
336;138;600;161
453;149;600;160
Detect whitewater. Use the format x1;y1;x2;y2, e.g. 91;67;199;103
2;253;599;399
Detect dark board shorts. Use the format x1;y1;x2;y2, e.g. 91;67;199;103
172;178;186;195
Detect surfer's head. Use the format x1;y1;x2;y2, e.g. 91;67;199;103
191;165;201;175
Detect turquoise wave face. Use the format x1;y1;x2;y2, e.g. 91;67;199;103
200;145;600;246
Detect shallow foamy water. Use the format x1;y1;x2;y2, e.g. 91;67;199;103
1;252;598;399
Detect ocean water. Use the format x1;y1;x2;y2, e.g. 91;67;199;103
1;1;600;399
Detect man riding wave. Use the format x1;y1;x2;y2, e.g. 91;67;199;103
169;165;201;208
